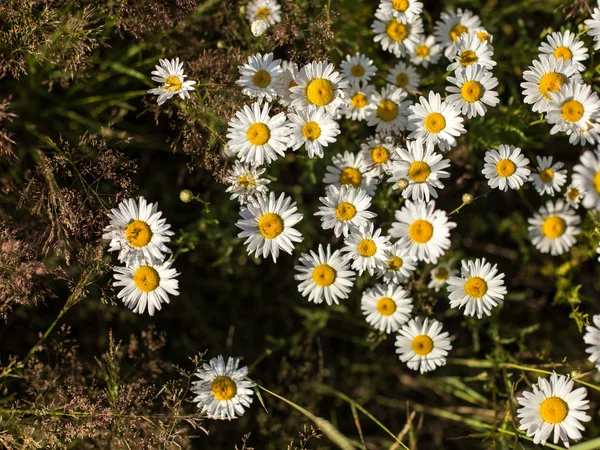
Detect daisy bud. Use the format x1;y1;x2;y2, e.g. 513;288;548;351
462;193;474;204
396;178;409;190
251;19;269;37
180;189;194;203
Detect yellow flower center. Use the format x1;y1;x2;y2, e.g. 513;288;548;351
335;201;357;221
392;0;409;11
256;7;271;20
435;267;449;281
567;187;580;200
539;72;566;99
246;123;271;146
376;297;397;316
312;264;336;287
464;276;487;298
412;335;434;355
358;238;377;257
409;219;433;244
461;80;483;102
126;220;153;248
424;112;446;133
377;99;398;122
302;121;322;140
476;31;489;42
408;161;431;183
553;46;573;61
496;159;516;177
386;19;408;42
211;376;237;401
257;213;284;239
542;215;566;239
238;173;256;188
306;78;335;106
253;69;271;88
133;266;160;292
450;24;468;41
351;93;368;109
371;146;389;164
594;171;600;194
539;168;554;183
416;44;430;58
539;397;569;424
351;65;365;77
386;255;403;270
396;73;409;87
459;50;478;67
339;167;362;188
165;75;182;92
561;100;584;123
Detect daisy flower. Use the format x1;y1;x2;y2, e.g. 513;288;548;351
585;5;600;51
447;258;506;318
359;134;397;177
564;182;585;209
377;0;423;22
276;61;299;107
427;263;457;292
376;243;417;284
527;200;581;256
572;149;600;210
191;355;256;420
472;27;493;44
482;145;531;192
246;0;281;25
446;64;500;118
539;30;589;72
339;53;377;84
446;33;496;72
323;151;377;196
226;101;289;166
395;317;452;373
366;84;411;133
410;35;442;68
341;223;391;276
315;185;377;238
288;106;340;158
290;61;349;115
407;91;466;152
236;53;282;101
103;196;174;266
294;244;355;306
250;19;269;37
584;314;600;371
224;160;271;204
147;58;196;106
388;139;451;202
341;82;375;121
236;192;303;262
521;54;579;113
528;156;567;196
389;200;456;264
434;8;482;58
372;10;424;58
386;61;420;91
361;283;413;333
113;259;179;316
517;372;590;447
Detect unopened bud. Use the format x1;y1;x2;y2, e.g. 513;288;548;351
251;19;269;37
462;193;474;204
396;178;409;190
216;41;226;49
180;189;194;203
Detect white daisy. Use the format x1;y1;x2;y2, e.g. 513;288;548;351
446;33;496;72
574;120;600;147
395;317;452;374
246;0;281;25
585;5;600;51
226;101;289;166
250;19;269;37
410;34;442;68
482;145;531;192
389;200;456;264
407;91;466;152
340;53;377;84
113;259;179;316
224;160;271;204
277;60;299;107
341;223;391;276
521;54;579;113
290;61;349;115
372;10;424;58
236;192;303;262
447;258;506;319
517;372;590;448
427;263;457;292
472;27;493;44
527;200;581;256
315;185;376;238
446;64;499;118
361;283;413;333
236;52;282;101
359;134;397;177
572;149;600;210
147;58;196;106
294;244;355;306
388;139;451;202
341;82;375;122
103;196;174;266
191;355;256;420
386;61;420;91
377;0;423;22
366;84;411;133
376;242;417;284
539;30;589;72
528;156;567;196
323;151;377;196
434;8;482;58
584;314;600;371
564;182;585;209
288;106;340;158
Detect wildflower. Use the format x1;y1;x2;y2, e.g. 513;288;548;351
361;283;413;333
250;19;270;36
434;8;481;58
410;34;442;67
323;151;377;195
564;182;584;209
527;200;581;256
359;134;397;177
147;58;196;105
276;60;299;107
386;61;420;91
584;314;600;372
339;53;377;84
291;61;348;115
224;160;271;204
341;82;375;122
341;223;391;276
427;263;456;292
246;0;281;25
585;5;600;51
572;149;600;210
372;10;424;58
529;156;567;196
236;53;282;101
446;64;499;118
539;30;589;72
314;185;376;238
376;243;417;284
446;33;496;72
377;0;423;22
288;106;340;158
482;145;530;192
366;84;411;133
395;317;452;373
